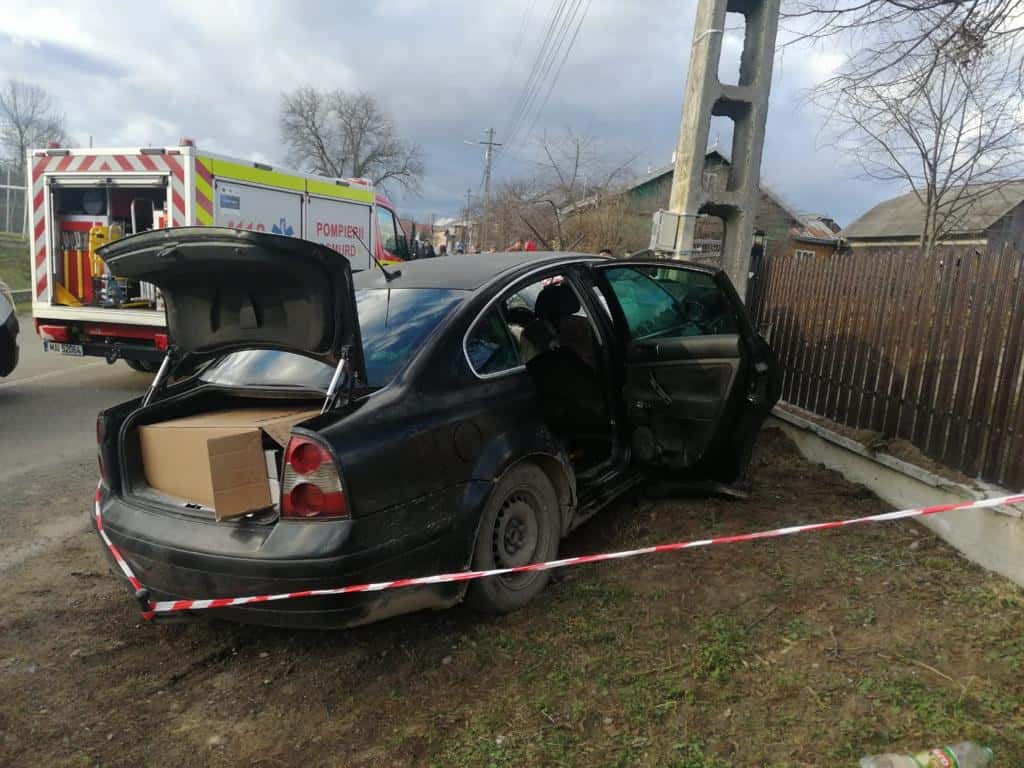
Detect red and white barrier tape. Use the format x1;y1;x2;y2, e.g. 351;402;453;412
94;486;1024;620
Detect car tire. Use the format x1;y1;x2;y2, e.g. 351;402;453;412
124;359;160;373
466;463;561;614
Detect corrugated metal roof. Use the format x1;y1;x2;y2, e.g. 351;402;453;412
793;215;842;242
841;181;1024;240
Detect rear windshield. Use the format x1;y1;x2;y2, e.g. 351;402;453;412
200;288;466;390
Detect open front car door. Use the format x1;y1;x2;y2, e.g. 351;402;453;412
590;260;781;485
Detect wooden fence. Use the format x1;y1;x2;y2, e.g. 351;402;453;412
750;236;1024;491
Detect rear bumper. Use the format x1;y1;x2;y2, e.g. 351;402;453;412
34;316;165;362
80;340;164;363
94;481;490;629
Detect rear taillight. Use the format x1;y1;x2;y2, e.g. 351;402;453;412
38;324;71;342
154;333;169;351
280;436;348;519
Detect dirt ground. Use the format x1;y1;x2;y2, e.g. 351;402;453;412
1;428;1022;768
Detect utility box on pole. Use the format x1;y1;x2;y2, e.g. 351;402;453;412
655;0;780;302
650;210;685;252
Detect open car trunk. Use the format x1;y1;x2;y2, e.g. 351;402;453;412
99;227;366;377
99;227;372;522
119;388;323;522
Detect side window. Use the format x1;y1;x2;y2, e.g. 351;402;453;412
466;308;521;376
602;266;738;339
377;206;398;255
501;274;602;368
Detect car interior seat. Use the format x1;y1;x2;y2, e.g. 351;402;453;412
520;283;577;362
522;284;609;466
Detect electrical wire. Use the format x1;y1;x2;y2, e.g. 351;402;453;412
512;0;592;155
504;0;581;154
501;0;567;144
500;0;571;154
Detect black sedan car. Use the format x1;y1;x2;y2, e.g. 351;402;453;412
0;280;19;377
95;228;780;628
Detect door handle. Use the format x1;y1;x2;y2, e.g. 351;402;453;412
648;372;673;405
635;342;661;357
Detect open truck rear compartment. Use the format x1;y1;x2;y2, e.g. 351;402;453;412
27;143;396;368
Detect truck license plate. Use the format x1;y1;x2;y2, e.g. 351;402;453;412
42;341;84;356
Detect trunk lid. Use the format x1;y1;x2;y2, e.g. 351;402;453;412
98;227;365;380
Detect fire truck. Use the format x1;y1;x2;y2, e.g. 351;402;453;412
27;141;410;370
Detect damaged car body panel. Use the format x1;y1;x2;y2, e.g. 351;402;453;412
94;235;780;629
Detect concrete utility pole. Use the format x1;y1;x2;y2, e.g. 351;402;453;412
663;0;780;301
464;188;473;248
465;128;501;248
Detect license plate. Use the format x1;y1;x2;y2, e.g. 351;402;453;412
42;341;84;356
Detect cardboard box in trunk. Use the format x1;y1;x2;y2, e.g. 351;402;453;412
138;408;319;520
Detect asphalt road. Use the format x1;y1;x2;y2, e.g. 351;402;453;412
0;314;152;571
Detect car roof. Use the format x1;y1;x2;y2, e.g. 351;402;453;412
353;251;605;291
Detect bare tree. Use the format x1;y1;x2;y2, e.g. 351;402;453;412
484;129;637;250
279;87;345;177
280;87;424;193
0;79;66;178
818;19;1024;254
785;0;1024;87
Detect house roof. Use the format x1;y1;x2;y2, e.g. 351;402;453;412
624;150;731;195
558;151;841;245
792;215;842;244
841;181;1024;240
748;179;842;244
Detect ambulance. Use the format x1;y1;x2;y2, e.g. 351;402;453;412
27;141;410;370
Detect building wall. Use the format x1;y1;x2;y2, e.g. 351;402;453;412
791;240;836;260
628;173;673;216
628;159;803;260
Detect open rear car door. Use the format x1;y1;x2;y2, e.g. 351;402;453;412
99;227;366;403
590;260;781;484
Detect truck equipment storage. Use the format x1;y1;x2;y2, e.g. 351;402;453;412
27;141;410;369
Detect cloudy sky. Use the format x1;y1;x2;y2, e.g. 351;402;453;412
0;0;889;226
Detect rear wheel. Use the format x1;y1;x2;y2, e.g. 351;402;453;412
466;463;561;614
124;359;160;373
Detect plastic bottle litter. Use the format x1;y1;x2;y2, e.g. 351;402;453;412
859;741;993;768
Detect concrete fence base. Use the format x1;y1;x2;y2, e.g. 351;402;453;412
769;406;1024;588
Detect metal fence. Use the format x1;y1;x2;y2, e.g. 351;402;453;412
0;164;27;236
751;237;1024;491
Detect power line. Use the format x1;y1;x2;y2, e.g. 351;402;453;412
494;0;540;110
509;0;586;153
513;0;592;155
501;0;570;151
501;0;567;144
512;0;539;61
501;0;589;164
504;0;581;154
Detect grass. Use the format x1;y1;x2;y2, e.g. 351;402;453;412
0;232;30;290
400;493;1024;766
2;431;1022;768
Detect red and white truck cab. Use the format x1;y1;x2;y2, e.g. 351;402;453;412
27;141;407;369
